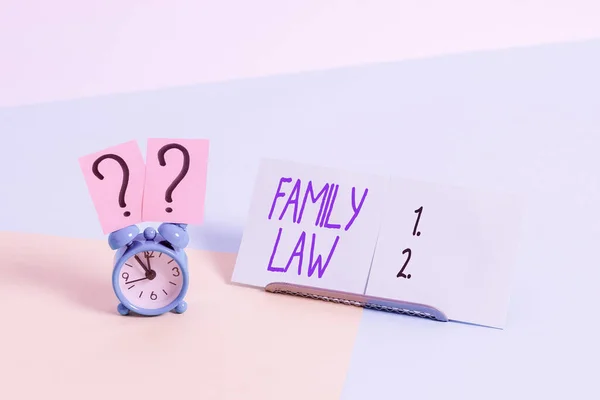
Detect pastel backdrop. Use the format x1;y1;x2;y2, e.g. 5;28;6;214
2;2;600;399
2;39;600;398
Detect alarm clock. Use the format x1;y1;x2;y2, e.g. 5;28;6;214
108;222;190;316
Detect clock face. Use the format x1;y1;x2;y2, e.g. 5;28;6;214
117;250;184;310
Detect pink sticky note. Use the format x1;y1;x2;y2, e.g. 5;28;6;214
79;140;146;234
142;138;209;224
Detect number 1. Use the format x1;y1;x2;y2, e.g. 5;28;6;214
413;206;423;236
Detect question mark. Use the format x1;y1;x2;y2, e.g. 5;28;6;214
157;143;190;213
92;154;131;217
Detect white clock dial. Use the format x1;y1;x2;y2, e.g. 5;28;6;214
118;250;184;310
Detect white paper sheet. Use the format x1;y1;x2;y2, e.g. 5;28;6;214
365;176;522;328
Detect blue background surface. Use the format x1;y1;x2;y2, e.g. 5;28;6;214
1;39;599;398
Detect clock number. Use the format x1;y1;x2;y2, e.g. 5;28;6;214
172;266;180;277
150;291;157;300
397;248;412;279
121;272;129;281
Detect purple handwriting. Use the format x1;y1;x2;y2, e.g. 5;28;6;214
266;177;368;278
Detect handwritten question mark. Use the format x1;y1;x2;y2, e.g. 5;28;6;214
92;154;131;217
158;143;190;213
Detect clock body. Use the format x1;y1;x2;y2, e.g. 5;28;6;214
111;226;189;316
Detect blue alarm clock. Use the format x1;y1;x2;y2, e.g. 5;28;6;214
108;222;190;316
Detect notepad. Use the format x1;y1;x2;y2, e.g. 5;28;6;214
232;158;523;328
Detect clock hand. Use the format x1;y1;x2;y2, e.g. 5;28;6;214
125;276;148;285
145;254;153;271
134;255;149;272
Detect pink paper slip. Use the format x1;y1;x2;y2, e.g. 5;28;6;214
142;138;209;224
79;140;146;234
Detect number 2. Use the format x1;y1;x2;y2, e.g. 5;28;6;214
397;248;412;279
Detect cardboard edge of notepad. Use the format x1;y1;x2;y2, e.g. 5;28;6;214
262;282;449;322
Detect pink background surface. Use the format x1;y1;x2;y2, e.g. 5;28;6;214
143;138;209;224
0;231;362;399
79;140;146;233
2;1;600;108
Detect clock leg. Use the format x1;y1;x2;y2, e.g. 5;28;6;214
174;301;188;314
117;303;130;316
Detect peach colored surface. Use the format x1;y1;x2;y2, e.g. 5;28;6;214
0;232;362;400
